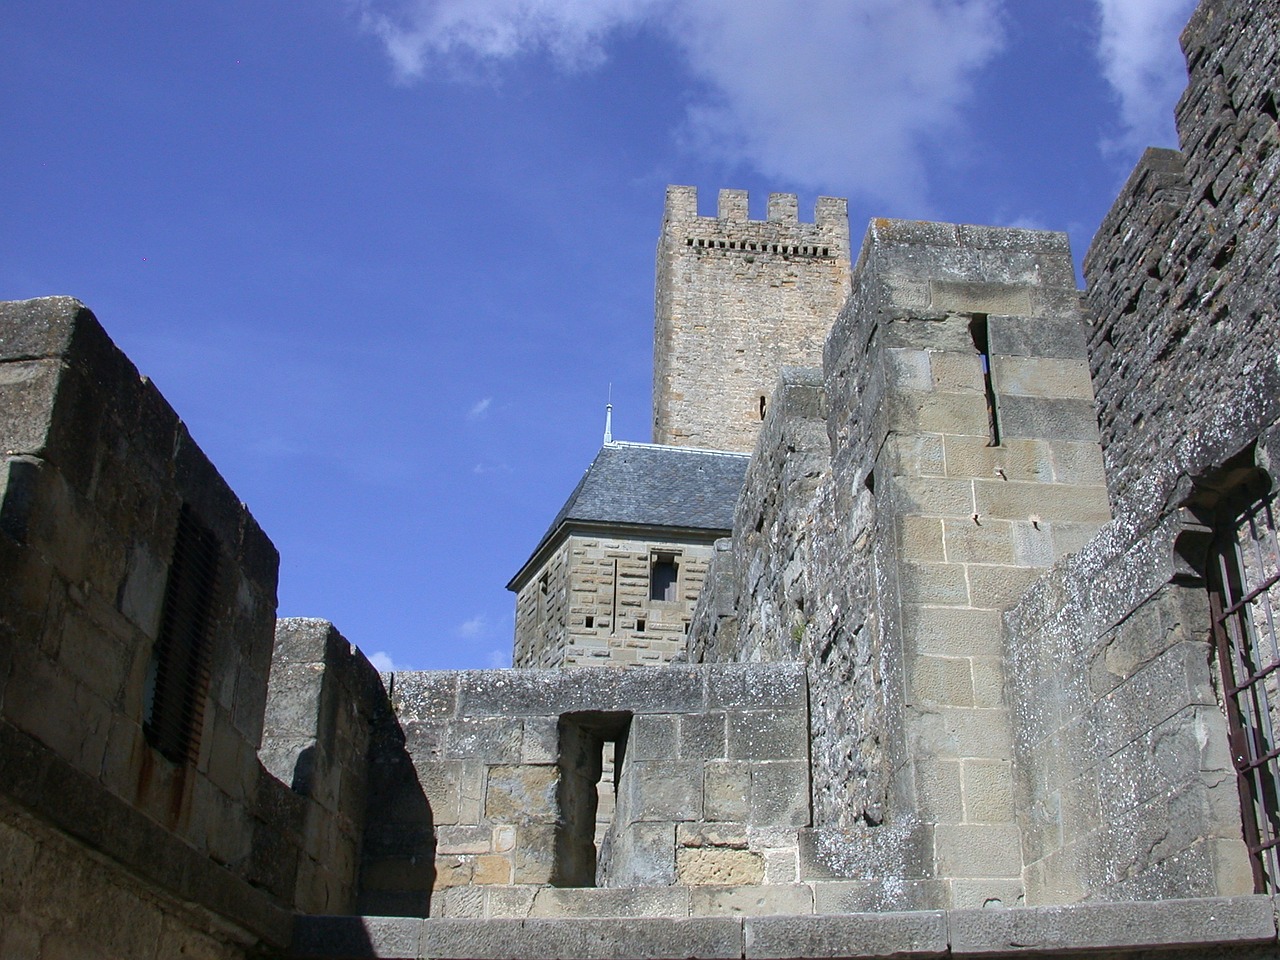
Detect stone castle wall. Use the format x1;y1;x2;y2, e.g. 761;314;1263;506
1084;0;1280;510
1000;0;1279;905
652;187;850;453
389;663;813;920
691;221;1113;910
0;297;292;954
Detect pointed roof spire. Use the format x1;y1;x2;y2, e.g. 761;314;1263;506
603;383;613;445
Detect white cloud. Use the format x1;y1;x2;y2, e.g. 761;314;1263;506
667;0;1003;207
355;0;1004;207
368;650;398;671
458;613;488;637
486;647;512;668
467;397;492;420
356;0;660;81
1094;0;1198;157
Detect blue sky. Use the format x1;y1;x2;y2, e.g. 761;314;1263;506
2;0;1196;671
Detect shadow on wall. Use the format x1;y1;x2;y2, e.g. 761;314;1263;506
358;678;436;917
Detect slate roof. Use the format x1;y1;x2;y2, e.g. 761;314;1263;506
509;442;750;589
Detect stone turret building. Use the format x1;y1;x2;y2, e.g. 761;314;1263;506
3;0;1280;956
508;442;748;669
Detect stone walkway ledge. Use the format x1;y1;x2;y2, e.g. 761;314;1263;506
291;895;1277;959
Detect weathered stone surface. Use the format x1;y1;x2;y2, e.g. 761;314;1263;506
948;896;1276;955
745;911;948;959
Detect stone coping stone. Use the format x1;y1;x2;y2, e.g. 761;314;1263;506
947;895;1276;955
291;897;1280;959
292;917;742;959
745;911;947;959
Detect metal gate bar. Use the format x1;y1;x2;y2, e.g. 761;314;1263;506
1210;491;1280;892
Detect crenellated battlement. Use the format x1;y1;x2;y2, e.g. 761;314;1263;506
664;185;848;231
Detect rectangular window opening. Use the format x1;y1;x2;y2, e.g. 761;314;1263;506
144;504;220;766
552;711;632;887
969;314;1001;447
650;554;679;602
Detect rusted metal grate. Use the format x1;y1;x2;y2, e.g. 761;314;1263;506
1209;488;1280;892
144;504;220;765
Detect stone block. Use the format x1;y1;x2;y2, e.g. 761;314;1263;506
0;360;61;456
512;824;557;884
891;476;976;519
631;714;678;761
798;825;935;882
969;658;1006;709
987;313;1087;360
950;877;1024;909
961;759;1015;824
885;348;933;392
964;564;1042;610
992;356;1093;401
485;765;558;823
745;911;948;958
913;707;1013;761
290;915;425;958
811;880;947;914
497;917;744;960
445;717;521;763
885;390;991;438
750;761;810;826
483;884;537;918
706;663;806;710
705;761;752;822
930;351;984;393
678;847;765;886
679;712;727;759
942;436;1054;484
728;710;807;762
934;823;1021;878
528;886;690;918
997;396;1102;443
972;480;1110;525
625;759;703;821
948;895;1276;955
941;518;1015;565
930;280;1033;315
472;854;512;885
691;883;813;918
457;666;706;716
914;757;962;823
898;516;945;563
883;434;946;477
910;656;974;707
897;562;969;606
436;825;491;856
606;822;676;886
905;606;1003;658
521;715;558;763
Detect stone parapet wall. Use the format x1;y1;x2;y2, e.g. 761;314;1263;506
260;619;393;914
382;663;810;917
0;297;298;914
1004;510;1252;904
1084;0;1280;509
653;186;850;452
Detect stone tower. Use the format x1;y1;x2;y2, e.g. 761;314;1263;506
652;186;851;452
